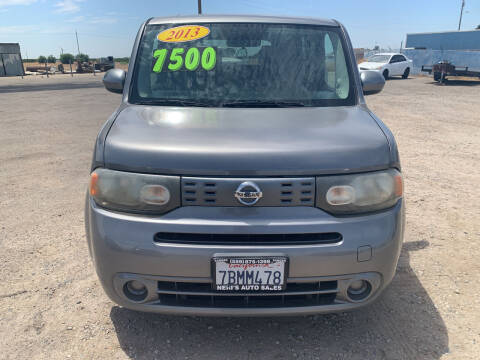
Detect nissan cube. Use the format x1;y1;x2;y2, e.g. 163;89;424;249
85;15;404;316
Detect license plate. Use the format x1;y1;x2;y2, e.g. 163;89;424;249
213;256;287;292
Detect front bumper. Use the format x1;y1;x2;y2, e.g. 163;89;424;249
85;198;404;316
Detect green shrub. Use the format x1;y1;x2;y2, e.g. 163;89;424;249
116;57;130;64
47;55;56;63
76;53;89;63
38;55;47;64
60;53;74;64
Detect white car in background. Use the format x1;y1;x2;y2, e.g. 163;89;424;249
359;53;413;80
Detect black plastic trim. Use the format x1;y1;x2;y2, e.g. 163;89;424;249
154;232;342;246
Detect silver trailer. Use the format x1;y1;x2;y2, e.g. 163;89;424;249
0;43;25;77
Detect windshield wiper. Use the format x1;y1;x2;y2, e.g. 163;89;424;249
136;99;213;107
220;100;305;108
136;99;306;108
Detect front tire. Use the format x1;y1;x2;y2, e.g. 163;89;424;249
434;72;447;84
440;72;447;84
402;68;410;79
382;69;389;80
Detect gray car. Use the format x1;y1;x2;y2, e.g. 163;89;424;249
85;15;404;316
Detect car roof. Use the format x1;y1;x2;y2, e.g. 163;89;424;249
374;53;402;56
148;14;339;27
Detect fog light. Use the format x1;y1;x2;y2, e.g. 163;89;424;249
349;280;365;291
347;279;371;301
123;280;148;301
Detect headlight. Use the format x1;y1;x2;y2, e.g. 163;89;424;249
89;168;180;214
316;169;403;214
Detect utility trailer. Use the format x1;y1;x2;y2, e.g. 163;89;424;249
422;61;480;83
94;56;115;72
76;61;95;73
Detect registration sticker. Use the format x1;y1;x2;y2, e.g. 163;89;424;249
157;25;210;43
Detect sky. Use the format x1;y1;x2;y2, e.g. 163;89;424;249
0;0;479;59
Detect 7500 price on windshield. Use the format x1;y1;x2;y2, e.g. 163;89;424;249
152;47;216;72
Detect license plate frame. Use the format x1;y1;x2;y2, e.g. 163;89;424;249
212;256;288;292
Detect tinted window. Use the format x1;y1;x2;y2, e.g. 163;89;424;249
130;23;355;107
390;55;405;63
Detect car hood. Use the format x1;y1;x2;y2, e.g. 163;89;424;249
104;105;391;176
358;62;385;69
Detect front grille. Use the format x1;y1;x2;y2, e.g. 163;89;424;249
181;177;315;207
183;180;218;205
156;280;338;308
154;232;342;246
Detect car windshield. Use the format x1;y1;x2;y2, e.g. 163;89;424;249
368;55;390;63
130;23;355;107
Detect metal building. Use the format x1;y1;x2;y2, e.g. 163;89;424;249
0;43;25;77
406;30;480;51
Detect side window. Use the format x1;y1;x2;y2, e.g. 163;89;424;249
391;55;405;63
324;33;349;99
324;34;335;88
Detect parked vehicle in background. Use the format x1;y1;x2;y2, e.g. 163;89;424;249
95;56;115;72
422;60;480;84
76;60;95;73
359;53;412;80
86;15;403;317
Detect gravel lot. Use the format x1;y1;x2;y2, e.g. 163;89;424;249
0;74;479;359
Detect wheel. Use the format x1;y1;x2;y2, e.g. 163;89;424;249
382;69;389;80
440;72;447;84
402;68;410;79
434;72;447;84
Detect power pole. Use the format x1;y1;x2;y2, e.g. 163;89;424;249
75;30;81;54
197;0;202;14
458;0;465;31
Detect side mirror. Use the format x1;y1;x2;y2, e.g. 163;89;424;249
360;70;385;95
103;69;126;94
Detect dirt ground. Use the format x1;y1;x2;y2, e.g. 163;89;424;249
0;74;479;359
